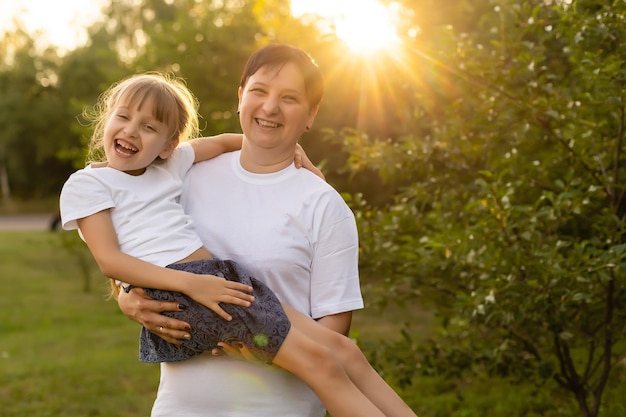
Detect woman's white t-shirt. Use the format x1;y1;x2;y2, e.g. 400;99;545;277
151;151;364;417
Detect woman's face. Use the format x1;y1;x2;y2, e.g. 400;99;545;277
238;61;318;153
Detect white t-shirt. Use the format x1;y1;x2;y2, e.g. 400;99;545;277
151;151;364;417
59;143;203;267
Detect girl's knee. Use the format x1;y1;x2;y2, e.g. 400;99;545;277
300;342;344;376
333;333;367;365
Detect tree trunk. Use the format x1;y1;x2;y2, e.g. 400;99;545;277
0;163;10;202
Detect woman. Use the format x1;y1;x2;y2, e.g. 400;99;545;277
118;44;366;417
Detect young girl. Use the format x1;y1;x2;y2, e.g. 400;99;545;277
60;73;417;417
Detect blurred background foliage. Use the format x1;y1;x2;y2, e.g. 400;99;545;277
0;0;624;416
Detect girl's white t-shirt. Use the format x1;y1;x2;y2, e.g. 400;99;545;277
152;151;364;417
59;142;203;267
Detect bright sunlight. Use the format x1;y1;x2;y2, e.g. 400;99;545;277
1;0;401;56
291;0;400;55
0;0;105;52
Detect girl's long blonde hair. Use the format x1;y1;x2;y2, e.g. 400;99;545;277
84;72;200;165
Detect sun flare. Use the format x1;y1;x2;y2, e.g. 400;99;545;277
291;0;400;55
334;2;400;54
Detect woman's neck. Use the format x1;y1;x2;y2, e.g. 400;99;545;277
239;143;295;174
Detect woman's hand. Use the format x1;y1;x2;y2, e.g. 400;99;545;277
118;287;191;345
294;143;325;181
212;342;268;366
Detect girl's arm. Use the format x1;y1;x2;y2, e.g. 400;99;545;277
189;133;242;163
295;143;325;180
190;133;325;180
77;210;255;321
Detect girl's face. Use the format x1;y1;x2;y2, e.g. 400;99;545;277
102;98;177;175
237;61;318;156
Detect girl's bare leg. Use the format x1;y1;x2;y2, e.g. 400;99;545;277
281;304;418;417
272;325;386;417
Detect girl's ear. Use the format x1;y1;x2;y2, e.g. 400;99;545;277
159;139;179;159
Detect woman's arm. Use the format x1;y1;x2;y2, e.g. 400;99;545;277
316;311;352;336
77;210;255;321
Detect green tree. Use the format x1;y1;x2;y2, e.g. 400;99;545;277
0;26;72;200
339;1;626;416
54;14;137;169
137;0;262;134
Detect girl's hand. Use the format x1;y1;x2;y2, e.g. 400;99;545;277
294;143;325;181
184;273;255;322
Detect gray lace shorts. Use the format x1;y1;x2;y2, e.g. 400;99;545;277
138;258;291;363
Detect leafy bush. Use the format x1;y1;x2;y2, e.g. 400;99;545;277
342;1;626;416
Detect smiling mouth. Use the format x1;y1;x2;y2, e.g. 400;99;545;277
255;118;281;128
115;139;138;155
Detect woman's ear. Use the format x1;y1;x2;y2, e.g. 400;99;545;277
306;105;319;130
237;86;243;110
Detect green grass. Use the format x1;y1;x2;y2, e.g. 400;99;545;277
0;231;160;417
